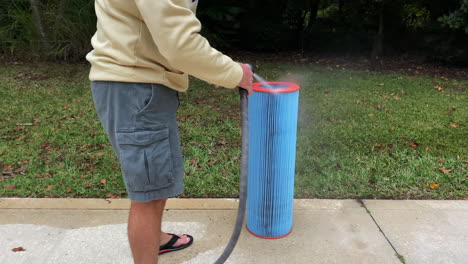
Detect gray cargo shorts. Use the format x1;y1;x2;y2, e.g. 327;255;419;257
91;81;184;202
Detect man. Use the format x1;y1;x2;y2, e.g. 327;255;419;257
86;0;253;263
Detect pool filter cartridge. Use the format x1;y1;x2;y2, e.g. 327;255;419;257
246;81;301;239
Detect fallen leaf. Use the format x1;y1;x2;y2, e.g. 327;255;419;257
425;147;430;151
33;118;41;125
368;113;375;117
34;173;43;178
46;185;55;190
434;86;444;92
13;166;27;174
463;197;468;201
448;106;457;112
80;144;90;150
400;90;407;95
324;90;331;94
450;124;458;128
407;77;412;81
41;143;53;151
3;164;13;172
375;143;382;149
387;144;393;149
438;168;452;174
389;126;395;131
349;76;353;80
429;182;438;190
64;104;70;109
66;187;72;193
100;178;107;184
379;83;384;86
410;141;419;148
89;131;97;137
439;160;446;163
441;77;449;81
12;247;25;252
106;193;121;199
83;182;93;188
5;185;16;190
96;153;104;157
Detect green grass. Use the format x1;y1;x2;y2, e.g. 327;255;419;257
0;62;466;199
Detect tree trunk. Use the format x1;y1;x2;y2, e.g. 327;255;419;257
308;0;319;27
299;10;307;55
29;0;50;53
371;4;384;67
300;0;319;54
54;0;68;39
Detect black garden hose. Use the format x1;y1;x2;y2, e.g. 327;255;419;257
213;87;249;264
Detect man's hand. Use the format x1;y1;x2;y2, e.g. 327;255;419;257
237;63;253;96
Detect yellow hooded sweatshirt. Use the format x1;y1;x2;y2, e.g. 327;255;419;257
86;0;243;92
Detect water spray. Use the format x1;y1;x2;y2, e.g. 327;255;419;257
253;73;273;88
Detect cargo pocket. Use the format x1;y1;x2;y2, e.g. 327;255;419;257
116;129;174;192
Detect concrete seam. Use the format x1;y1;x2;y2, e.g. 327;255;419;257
356;199;406;264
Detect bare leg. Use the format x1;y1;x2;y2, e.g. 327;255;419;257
128;198;167;264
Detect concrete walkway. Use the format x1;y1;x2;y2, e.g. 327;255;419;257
0;199;467;264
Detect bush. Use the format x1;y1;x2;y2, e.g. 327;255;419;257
0;0;466;65
0;0;38;56
0;0;96;61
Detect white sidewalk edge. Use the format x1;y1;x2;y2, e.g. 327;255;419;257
0;198;363;210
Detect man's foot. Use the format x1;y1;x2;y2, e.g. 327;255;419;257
159;233;193;255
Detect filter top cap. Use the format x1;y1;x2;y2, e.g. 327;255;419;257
253;82;300;93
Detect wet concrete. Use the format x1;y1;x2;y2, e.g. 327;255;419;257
1;199;465;263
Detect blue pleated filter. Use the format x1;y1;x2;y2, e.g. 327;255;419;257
247;82;300;239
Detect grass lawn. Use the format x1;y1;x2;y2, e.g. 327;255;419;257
0;62;466;199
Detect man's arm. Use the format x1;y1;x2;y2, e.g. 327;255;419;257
135;0;243;89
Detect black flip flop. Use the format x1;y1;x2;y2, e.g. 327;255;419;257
159;233;194;255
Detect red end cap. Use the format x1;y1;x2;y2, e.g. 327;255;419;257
253;82;300;93
246;225;293;239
